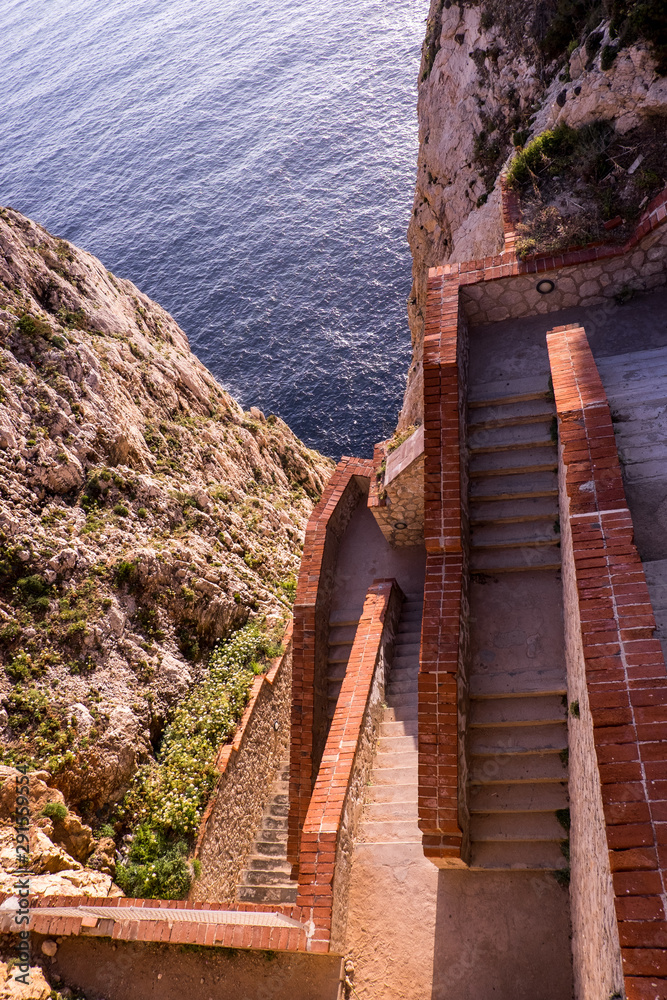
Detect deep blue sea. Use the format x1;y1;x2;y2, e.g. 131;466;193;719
2;0;425;458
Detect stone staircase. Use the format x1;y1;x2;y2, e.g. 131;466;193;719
358;594;423;846
466;379;569;870
326;609;360;726
468;388;561;574
236;760;298;905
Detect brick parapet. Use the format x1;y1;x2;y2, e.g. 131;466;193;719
547;323;667;997
288;457;374;873
419;269;470;866
0;895;310;953
296;578;402;952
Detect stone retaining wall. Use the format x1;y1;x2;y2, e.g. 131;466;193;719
190;626;293;904
548;322;667;1000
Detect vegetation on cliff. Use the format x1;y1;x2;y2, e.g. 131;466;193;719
0;206;333;895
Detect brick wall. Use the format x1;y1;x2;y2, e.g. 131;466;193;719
288;457;374;873
419;268;470;867
296;579;402;953
547;323;667;1000
190;625;293;904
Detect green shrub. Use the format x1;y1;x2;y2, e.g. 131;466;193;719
137;507;148;519
41;801;68;822
507;122;614;190
17;313;51;339
113;504;129;517
600;43;618;68
115;831;191;899
117;621;282;896
14;575;52;612
114;559;139;588
5;651;44;683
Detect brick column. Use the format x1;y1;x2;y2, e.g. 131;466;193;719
419;266;469;866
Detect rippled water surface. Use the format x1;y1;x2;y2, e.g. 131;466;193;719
2;0;425;457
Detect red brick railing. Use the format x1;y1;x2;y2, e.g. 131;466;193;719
2;896;309;951
288;456;373;873
547;323;667;999
296;578;402;952
419;267;470;867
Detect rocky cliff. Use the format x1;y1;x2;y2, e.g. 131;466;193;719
0;207;333;893
402;0;667;424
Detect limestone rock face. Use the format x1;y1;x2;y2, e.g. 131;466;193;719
402;1;666;425
0;961;51;1000
0;207;334;828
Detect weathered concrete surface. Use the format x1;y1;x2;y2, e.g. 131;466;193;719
346;840;572;1000
645;559;667;666
331;501;426;615
37;935;342;1000
596;344;667;563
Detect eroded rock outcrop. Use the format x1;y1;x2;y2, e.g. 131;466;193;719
0;208;333;883
402;0;667;424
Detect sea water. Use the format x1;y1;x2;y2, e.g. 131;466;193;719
2;0;425;457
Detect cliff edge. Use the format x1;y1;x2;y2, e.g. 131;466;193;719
403;0;667;424
0;207;333;895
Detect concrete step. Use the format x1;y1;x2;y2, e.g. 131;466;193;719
358;819;422;843
382;706;419;725
372;765;418;785
470;695;567;727
469;724;568;756
468;402;556;432
365;800;417;821
470;447;557;478
471;520;559;549
470;669;566;698
380;720;419;737
373;750;419;769
471;811;566;842
248;857;293;873
470;782;569;813
394;640;421;655
326;662;347;681
241;868;297;887
470;496;559;525
328;625;357;644
469;421;554;453
368;782;418;803
386;679;419;696
377;734;417;753
471;546;561;573
328;646;352;663
254;839;289;857
470;840;567;871
397;623;422;636
385;693;419;711
470;470;558;502
329;610;360;627
237;885;298;904
470;751;568;784
468;383;552;409
263;816;288;832
389;661;419;676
